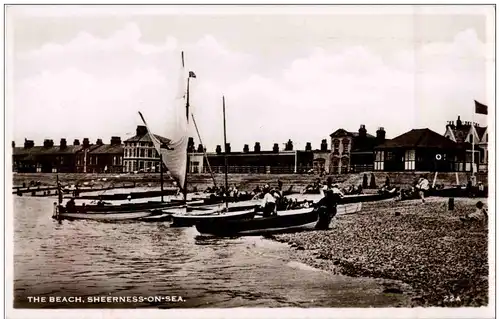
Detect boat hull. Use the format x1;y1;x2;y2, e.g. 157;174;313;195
171;210;256;227
53;205;172;222
195;208;321;237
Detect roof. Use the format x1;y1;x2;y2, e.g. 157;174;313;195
124;133;170;144
448;125;471;143
447;124;487;143
476;126;487;140
375;128;461;150
13;145;84;157
89;144;124;155
330;128;375;139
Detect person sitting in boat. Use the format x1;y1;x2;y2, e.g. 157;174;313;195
320;177;334;197
66;197;76;214
261;186;277;217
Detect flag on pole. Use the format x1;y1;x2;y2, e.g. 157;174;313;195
475;100;488;115
189;71;197;78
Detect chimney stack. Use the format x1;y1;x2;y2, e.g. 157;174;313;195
197;144;204;153
24;139;34;149
73;139;80;146
305;142;312;151
60;138;67;149
358;124;367;138
12;141;15;148
273;143;279;152
456;116;462;128
82;138;90;148
243;144;249;153
254;142;261;153
225;143;231;153
216;145;222;154
96;138;103;146
136;125;148;136
320;139;328;151
376;127;386;144
43;139;54;148
110;136;121;145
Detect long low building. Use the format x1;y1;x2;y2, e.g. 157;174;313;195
188;142;329;174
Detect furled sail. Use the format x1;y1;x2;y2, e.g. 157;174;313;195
139;53;189;191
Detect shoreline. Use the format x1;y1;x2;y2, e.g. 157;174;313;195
269;197;488;307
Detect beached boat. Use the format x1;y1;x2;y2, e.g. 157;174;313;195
195;203;362;237
171;209;257;227
52;206;171;222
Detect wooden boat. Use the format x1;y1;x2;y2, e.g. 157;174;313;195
171;209;257;228
75;188;178;200
52;206;171;222
195;203;362;237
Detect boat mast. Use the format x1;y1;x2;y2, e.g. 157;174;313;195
183;51;189;204
222;95;229;211
160;153;164;202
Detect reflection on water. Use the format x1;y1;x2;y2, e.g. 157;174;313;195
14;196;409;308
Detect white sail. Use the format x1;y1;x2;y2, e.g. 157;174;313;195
139;54;189;191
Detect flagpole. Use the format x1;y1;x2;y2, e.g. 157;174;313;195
222;95;229;212
472;106;476;186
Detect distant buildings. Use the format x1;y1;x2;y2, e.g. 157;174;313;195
13;137;124;174
12;115;489;175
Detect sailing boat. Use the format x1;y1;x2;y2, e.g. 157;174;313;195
139;52;258;227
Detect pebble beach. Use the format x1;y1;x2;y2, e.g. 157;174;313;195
273;197;489;307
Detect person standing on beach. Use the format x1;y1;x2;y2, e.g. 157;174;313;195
261;186;277;217
415;175;430;203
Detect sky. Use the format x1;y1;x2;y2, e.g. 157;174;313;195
7;5;495;152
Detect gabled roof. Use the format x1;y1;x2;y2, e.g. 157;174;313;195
375;128;461;150
475;126;487;140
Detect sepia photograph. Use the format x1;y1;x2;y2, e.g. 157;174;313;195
5;4;495;319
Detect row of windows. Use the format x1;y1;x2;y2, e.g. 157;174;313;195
124;148;160;158
123;160;161;172
124;142;154;147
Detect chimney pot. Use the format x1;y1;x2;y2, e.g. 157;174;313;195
60;138;67;149
73;139;80;146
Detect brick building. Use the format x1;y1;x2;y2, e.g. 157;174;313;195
188;140;321;174
87;137;124;173
329;125;386;174
123;126;169;173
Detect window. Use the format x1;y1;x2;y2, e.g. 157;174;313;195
374;151;384;171
140;149;145;158
404;150;415;170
